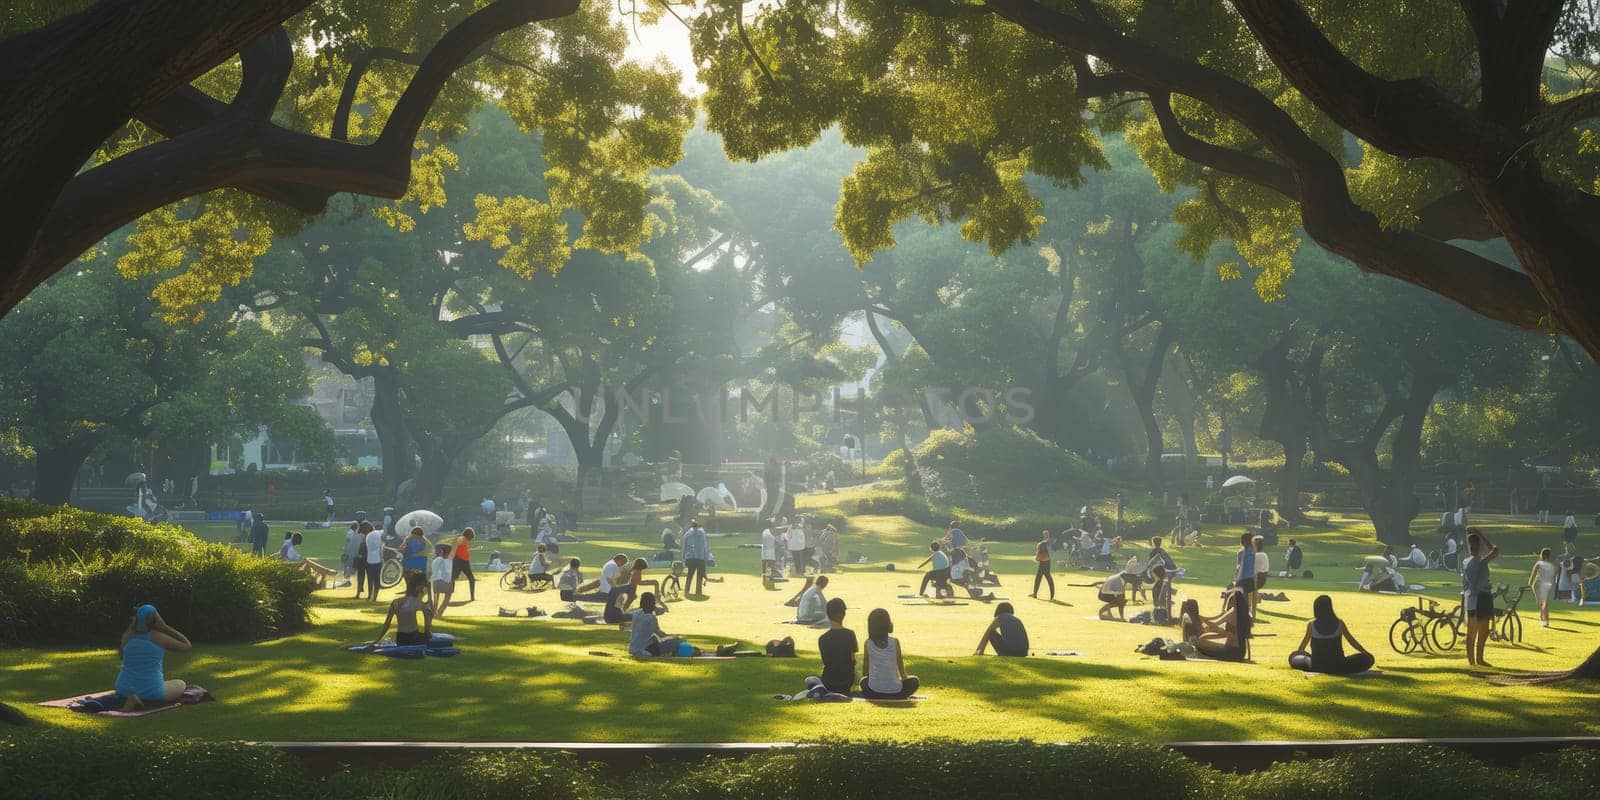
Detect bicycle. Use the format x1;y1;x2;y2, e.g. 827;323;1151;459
1389;597;1461;654
1492;584;1526;643
499;561;555;593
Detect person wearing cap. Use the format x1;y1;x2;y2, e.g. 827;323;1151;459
115;604;192;711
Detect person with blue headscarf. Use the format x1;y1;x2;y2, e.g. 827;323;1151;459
115;604;192;711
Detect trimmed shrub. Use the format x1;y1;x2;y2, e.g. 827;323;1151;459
0;500;314;645
0;730;316;800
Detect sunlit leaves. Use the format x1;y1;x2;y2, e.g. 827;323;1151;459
118;193;278;321
463;194;572;278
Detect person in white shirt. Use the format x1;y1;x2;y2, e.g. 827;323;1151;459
1407;544;1427;569
429;544;454;617
1097;572;1127;620
599;554;626;594
363;524;384;601
787;522;808;577
760;521;777;578
342;523;362;578
323;490;335;523
797;575;829;624
280;532;304;563
1442;532;1459;570
1252;535;1269;616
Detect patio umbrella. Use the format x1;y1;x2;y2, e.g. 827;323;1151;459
395;510;444;536
1221;475;1255;488
659;482;694;502
123;472;147;487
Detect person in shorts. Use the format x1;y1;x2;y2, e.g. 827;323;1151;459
1460;528;1500;667
1233;532;1258;615
1252;534;1269;616
1097;571;1127;620
428;544;453;617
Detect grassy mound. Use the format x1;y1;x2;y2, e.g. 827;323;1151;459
0;500;314;645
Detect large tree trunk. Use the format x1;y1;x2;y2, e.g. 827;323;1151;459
1277;438;1307;523
369;374;415;500
410;441;456;510
30;438;101;505
1256;333;1313;524
1315;368;1442;546
1122;324;1175;494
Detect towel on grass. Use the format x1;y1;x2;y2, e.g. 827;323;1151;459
41;684;212;717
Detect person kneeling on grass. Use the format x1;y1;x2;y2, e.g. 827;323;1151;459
859;608;920;699
974;602;1029;657
115;604;192;712
1289;595;1375;675
628;593;701;657
376;574;434;646
1098;571;1127;620
797;576;830;624
1180;590;1252;662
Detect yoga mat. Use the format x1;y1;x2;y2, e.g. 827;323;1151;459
40;684;212;717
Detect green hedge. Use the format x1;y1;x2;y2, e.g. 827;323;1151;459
3;732;1599;800
0;501;314;645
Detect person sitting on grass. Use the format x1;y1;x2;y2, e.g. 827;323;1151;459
279;531;339;586
1097;571;1127;620
974;602;1029;657
859;608;920;699
1289;595;1375;675
796;575;830;625
947;548;995;599
915;541;953;598
429;543;454;617
375;574;434;646
528;544;553;585
627;592;701;657
1360;560;1401;593
1180;590;1252;662
816;598;856;693
115;604;192;712
622;558;660;612
578;554;628;605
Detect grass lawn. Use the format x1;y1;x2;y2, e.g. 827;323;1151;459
3;488;1597;743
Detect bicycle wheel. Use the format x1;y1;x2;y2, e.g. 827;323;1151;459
378;559;403;589
500;571;524;591
1428;616;1458;651
1389;618;1418;654
1500;612;1522;643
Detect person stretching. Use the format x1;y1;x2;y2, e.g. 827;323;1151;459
916;541;953;598
1097;571;1127;620
1289;595;1375;675
796;576;830;624
1180;590;1251;662
859;608;920;699
115;604;192;712
974;602;1029;657
1030;529;1055;600
1461;528;1500;667
375;574;434;646
682;519;710;595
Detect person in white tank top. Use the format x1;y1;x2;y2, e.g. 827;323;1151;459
859;608;920;699
1529;547;1559;627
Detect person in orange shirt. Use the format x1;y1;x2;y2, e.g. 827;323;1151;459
452;528;476;602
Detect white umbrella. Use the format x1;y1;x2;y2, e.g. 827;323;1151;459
1221;475;1255;488
396;510;444;536
697;486;733;509
124;472;147;487
660;482;695;502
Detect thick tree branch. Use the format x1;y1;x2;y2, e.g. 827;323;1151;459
332;47;428;142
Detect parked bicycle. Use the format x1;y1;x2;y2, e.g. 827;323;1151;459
1389;596;1461;654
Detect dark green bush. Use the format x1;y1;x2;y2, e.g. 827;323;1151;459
0;730;315;800
381;751;601;800
1231;746;1541;800
0;500;314;645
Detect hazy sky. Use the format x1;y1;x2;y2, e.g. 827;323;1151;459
620;15;702;94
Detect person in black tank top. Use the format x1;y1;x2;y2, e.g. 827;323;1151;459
1289;595;1374;675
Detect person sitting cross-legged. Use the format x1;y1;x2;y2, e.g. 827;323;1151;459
858;608;920;699
114;604;192;712
375;574;434;646
785;598;858;701
974;602;1030;657
1288;595;1375;675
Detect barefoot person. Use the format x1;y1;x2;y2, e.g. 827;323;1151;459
1530;548;1558;628
1288;595;1375;675
1030;529;1055;600
859;608;920;699
1097;571;1127;620
1180;590;1252;662
974;602;1030;657
115;604;192;712
375;574;434;646
428;543;453;617
1461;528;1500;667
451;528;476;602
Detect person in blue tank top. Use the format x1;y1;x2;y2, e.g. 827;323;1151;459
400;525;432;602
115;604;192;711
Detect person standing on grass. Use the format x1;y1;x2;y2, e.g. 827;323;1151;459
429;544;454;617
250;511;269;556
1252;535;1269;617
401;526;431;605
859;608;919;699
1530;548;1559;628
323;488;335;524
974;602;1029;657
787;519;808;577
1233;532;1258;614
1461;528;1500;667
760;520;778;580
1563;510;1579;552
452;528;476;602
363;521;384;601
682;519;709;596
1536;487;1551;524
341;521;362;581
1284;538;1303;574
1030;529;1055;600
944;520;969;552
